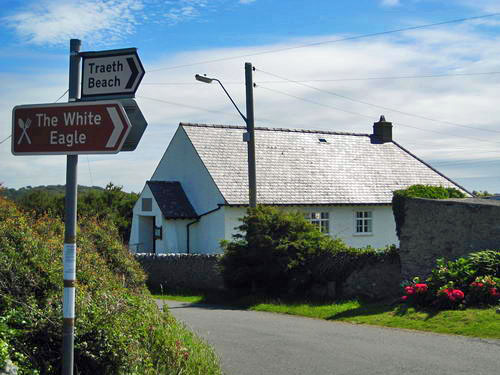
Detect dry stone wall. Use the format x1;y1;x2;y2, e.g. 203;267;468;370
135;253;224;292
398;197;500;280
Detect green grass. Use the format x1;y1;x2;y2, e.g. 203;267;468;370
153;293;500;340
155;294;204;303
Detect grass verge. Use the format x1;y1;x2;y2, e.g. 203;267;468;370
153;292;500;340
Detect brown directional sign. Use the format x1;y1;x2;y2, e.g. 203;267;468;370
12;101;131;155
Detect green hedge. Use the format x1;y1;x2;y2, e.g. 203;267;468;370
392;184;466;237
220;205;399;297
0;195;221;375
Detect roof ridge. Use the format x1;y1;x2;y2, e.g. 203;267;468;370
179;122;369;137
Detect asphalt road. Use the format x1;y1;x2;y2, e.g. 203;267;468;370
158;300;500;375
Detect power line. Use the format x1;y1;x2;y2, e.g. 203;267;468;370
0;135;11;145
257;84;500;146
147;13;500;73
55;89;69;103
256;68;500;134
1;89;71;148
141;70;500;86
431;158;500;167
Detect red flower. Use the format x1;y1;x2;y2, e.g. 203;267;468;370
489;288;499;297
401;295;408;301
415;283;428;293
450;289;464;301
405;286;415;295
470;282;484;288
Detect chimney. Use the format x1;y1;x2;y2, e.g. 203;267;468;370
373;115;392;143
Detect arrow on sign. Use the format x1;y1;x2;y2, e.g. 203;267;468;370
106;106;124;148
126;57;139;89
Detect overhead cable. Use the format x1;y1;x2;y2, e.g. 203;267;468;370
147;13;500;73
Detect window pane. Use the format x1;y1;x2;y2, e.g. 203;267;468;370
142;198;152;212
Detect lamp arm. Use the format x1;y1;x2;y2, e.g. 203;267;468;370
214;79;247;124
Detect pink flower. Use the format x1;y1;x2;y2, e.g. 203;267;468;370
401;295;408;301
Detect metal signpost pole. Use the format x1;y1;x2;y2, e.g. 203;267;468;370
245;62;257;208
62;38;81;375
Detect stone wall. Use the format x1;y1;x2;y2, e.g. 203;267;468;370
343;256;401;300
398;197;500;280
135;253;224;292
137;252;402;300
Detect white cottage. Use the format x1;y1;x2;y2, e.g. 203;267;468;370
129;117;467;254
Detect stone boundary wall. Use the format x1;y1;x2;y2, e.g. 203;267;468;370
136;252;402;300
135;253;224;292
398;197;500;280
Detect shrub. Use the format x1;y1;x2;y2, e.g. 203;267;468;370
220;205;399;297
0;196;221;374
400;250;500;309
220;205;336;294
392;184;466;237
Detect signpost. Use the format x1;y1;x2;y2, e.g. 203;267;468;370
81;48;145;99
12;101;131;155
11;40;147;375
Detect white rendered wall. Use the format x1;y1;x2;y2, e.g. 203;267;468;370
294;205;399;248
151;127;225;215
129;185;165;253
163;219;191;253
210;205;399;253
189;207;226;253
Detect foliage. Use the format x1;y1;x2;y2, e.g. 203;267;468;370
400;250;500;310
0;196;221;375
3;182;138;242
392;184;467;237
220;205;398;297
472;190;492;197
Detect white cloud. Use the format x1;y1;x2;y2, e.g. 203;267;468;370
459;0;500;13
2;23;500;193
4;0;144;46
380;0;400;7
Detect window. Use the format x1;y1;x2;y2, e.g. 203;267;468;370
142;198;152;212
355;211;372;234
306;212;329;234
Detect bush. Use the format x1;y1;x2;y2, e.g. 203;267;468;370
392;184;466;237
220;205;399;297
400;250;500;310
0;196;221;375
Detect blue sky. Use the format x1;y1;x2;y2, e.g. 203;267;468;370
1;0;500;194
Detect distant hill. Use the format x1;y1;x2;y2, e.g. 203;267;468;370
1;184;105;201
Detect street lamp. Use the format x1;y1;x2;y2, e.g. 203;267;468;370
195;62;257;208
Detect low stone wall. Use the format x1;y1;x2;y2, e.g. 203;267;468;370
398;197;500;280
136;251;402;300
343;256;401;300
135;253;224;293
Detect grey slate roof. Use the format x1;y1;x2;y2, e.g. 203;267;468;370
146;181;197;219
180;123;468;205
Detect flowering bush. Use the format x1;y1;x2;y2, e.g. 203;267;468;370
400;251;500;310
467;276;499;306
401;279;433;306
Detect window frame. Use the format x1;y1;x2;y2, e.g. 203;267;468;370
353;210;373;236
305;211;330;234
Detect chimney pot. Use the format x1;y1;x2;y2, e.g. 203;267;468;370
373;115;392;143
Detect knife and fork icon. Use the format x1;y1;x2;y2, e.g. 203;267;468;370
18;118;32;145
